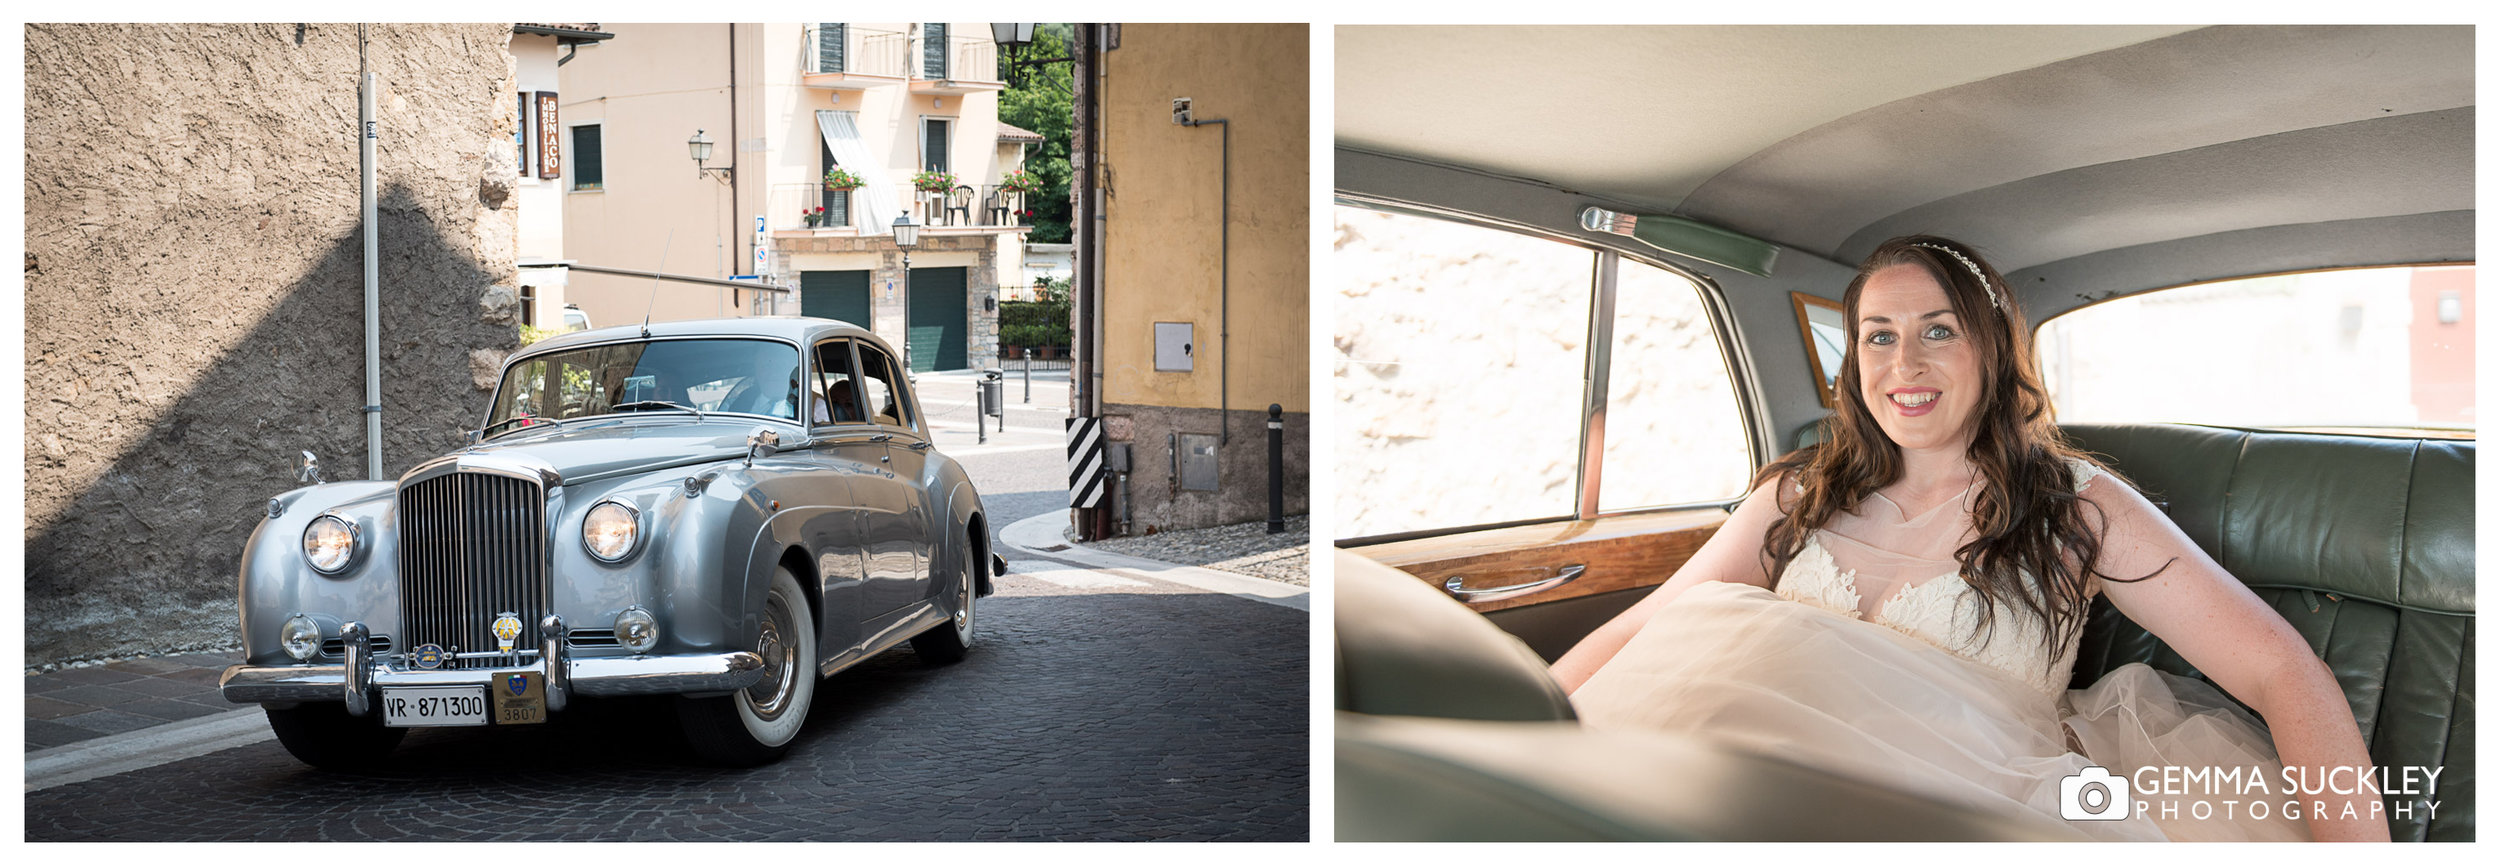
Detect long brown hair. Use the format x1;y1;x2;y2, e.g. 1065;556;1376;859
1756;235;2156;666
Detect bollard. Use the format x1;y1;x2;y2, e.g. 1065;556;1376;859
975;378;988;444
1022;348;1033;403
1267;403;1285;534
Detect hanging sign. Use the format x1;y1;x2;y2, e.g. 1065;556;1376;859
535;92;561;179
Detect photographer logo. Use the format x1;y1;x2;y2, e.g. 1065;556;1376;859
2061;766;2132;821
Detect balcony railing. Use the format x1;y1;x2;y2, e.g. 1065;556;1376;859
803;25;908;79
772;182;1033;233
911;35;1001;92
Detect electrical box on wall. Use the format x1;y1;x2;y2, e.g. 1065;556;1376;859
1154;322;1194;371
1171;97;1193;125
1179;434;1219;491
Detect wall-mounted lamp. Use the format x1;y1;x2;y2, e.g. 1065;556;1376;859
991;23;1070;89
688;129;733;184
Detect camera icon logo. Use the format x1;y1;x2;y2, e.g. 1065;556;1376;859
2060;766;2132;821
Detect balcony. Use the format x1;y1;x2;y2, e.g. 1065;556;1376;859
801;25;907;90
908;36;1002;95
770;182;1035;235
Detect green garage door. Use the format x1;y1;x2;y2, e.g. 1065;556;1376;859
906;266;968;372
801;270;872;327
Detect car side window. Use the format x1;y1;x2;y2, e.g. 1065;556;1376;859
813;339;865;425
1334;203;1753;540
2037;265;2475;435
854;343;911;429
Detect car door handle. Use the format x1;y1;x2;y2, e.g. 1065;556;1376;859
870;434;893;443
1443;564;1585;603
905;441;932;451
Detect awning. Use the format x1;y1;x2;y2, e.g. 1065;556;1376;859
817;110;899;235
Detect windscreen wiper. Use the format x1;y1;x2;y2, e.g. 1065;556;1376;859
611;401;708;423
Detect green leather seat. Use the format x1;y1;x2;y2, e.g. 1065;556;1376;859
2062;423;2474;842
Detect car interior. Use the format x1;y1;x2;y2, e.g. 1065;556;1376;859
1332;25;2472;841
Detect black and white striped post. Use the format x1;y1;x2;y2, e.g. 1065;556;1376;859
1066;417;1107;510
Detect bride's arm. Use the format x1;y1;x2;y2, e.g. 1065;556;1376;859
1549;477;1784;694
2085;478;2389;842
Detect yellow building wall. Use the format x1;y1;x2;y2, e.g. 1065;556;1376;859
1102;24;1310;413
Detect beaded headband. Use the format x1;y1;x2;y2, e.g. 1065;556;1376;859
1909;242;2001;310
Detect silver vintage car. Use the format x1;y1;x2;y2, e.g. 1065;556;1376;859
221;317;1000;767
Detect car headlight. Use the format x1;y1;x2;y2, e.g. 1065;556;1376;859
615;606;660;653
301;515;358;574
280;614;322;661
582;500;640;562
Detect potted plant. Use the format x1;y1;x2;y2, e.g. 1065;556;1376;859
911;169;958;194
822;167;863;191
998;169;1041;195
802;206;826;228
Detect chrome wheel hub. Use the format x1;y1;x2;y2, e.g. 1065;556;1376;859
745;596;796;719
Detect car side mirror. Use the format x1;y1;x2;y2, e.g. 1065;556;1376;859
745;428;782;468
296;450;323;485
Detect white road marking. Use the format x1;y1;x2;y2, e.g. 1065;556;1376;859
26;707;273;792
1018;565;1150;590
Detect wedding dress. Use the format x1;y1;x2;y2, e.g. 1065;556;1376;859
1570;460;2308;841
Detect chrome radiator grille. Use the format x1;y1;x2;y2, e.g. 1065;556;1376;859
397;470;549;670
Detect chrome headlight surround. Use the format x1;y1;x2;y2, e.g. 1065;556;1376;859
581;499;643;563
301;514;360;575
279;613;323;661
614;606;660;654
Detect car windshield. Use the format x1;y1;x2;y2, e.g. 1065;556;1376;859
486;338;802;436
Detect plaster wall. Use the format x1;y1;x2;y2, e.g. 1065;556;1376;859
23;23;522;664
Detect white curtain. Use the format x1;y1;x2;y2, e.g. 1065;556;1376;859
816;110;899;234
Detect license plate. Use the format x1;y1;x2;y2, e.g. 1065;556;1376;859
381;685;489;727
492;672;548;726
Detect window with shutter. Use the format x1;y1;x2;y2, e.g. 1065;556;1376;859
817;23;845;73
921;118;950;174
922;23;948;79
516;93;530;176
572;124;603;191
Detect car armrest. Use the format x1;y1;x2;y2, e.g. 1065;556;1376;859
1334;549;1575;722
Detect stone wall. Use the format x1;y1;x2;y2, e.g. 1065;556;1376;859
1100;403;1310;534
23;24;522;666
769;231;1001;365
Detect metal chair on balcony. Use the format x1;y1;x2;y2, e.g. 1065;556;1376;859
986;189;1015;226
944;185;974;227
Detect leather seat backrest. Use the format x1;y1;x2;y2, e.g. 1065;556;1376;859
2061;423;2474;842
1334;549;1577;723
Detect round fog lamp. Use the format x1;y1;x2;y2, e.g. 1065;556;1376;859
582;501;640;562
302;515;357;574
615;606;660;653
280;614;322;661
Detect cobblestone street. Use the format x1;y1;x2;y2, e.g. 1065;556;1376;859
24;569;1308;842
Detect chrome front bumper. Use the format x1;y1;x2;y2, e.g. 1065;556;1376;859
220;616;766;715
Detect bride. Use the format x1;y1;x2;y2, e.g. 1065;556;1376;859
1551;236;2387;842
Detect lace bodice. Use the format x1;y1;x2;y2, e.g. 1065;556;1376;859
1774;459;2106;695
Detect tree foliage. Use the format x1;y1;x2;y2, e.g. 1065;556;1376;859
998;24;1075;243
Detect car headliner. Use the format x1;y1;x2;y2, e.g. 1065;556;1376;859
1336;25;2472;313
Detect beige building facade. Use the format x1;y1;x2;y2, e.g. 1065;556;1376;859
1077;24;1311;535
556;23;1030;371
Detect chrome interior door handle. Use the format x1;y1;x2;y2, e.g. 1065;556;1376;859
1443;564;1585;603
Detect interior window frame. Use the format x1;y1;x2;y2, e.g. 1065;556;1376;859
2030;260;2478;438
1333;195;1767;545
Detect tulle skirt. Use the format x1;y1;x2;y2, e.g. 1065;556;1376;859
1570;581;2307;841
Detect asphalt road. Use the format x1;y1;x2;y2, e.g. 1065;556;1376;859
23;371;1312;842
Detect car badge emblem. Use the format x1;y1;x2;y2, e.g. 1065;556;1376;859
410;644;446;670
491;613;524;653
506;673;530;696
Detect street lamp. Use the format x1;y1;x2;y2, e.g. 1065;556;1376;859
892;213;920;374
990;22;1070;88
688;129;731;184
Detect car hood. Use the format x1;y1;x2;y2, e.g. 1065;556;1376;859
456;418;781;485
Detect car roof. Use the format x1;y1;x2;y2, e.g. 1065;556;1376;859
522;316;877;355
1337;25;2472;312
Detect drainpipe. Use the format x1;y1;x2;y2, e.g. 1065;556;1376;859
360;25;383;480
1180;115;1228;442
